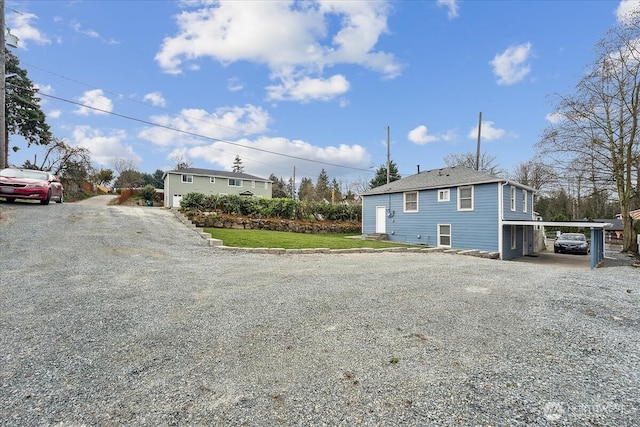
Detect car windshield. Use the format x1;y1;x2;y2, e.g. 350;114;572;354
560;234;586;241
0;169;49;180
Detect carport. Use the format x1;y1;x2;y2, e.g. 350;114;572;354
502;220;612;269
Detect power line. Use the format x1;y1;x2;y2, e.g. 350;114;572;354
39;92;374;173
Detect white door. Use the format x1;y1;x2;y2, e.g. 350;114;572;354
172;194;183;208
375;206;386;233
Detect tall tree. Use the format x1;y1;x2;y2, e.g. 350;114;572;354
370;161;401;188
315;168;331;201
3;49;52;167
232;155;244;173
510;160;556;193
537;16;640;252
444;151;503;176
298;177;314;202
269;174;289;198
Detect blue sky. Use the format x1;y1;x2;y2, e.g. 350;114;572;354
5;0;636;189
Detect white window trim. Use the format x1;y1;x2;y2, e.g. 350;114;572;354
457;185;474;211
181;174;193;184
523;189;528;213
511;225;517;249
403;191;419;213
438;189;450;202
510;185;516;211
251;180;256;188
209;177;216;183
438;224;451;248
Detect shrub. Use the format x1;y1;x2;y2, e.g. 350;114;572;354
141;185;156;201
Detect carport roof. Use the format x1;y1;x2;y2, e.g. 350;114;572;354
502;220;613;228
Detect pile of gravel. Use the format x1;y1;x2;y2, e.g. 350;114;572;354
1;202;638;426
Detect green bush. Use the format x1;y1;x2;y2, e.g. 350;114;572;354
141;185;156;201
179;193;361;222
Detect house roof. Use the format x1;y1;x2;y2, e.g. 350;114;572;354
163;167;270;182
630;209;640;221
595;218;624;230
361;166;535;196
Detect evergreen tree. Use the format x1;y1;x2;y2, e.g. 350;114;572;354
269;174;289;198
298;177;315;202
370;161;401;188
232;155;244;173
315;168;331;201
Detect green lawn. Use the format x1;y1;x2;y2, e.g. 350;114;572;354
203;227;418;249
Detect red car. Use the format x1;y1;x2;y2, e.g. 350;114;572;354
0;168;64;205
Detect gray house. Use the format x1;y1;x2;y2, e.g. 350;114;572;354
361;166;537;260
163;167;272;208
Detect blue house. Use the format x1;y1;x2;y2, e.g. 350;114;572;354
360;166;537;260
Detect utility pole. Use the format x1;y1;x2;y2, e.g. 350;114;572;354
475;112;482;171
1;0;6;169
386;125;390;184
292;166;296;199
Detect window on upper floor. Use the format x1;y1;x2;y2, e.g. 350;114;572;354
264;182;268;189
209;177;215;183
523;189;528;213
251;180;256;188
510;185;516;211
404;191;418;212
457;186;473;211
182;174;193;183
438;189;450;202
228;178;242;187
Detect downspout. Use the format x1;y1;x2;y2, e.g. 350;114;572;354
498;181;509;260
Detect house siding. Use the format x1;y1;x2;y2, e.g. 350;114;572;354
362;183;500;251
164;172;272;207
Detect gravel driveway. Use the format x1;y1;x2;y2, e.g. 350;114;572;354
1;201;639;426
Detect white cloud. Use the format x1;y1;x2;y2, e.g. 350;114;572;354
71;126;141;167
74;89;113;115
617;0;640;24
467;121;505;141
155;1;400;101
227;77;245;92
7;12;51;48
545;112;564;124
182;136;371;181
266;74;350;102
139;104;271;147
437;0;460;19
48;109;62;119
407;125;440;145
490;43;533;85
143;91;167;107
71;21;119;45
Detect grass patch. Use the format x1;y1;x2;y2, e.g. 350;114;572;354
203;227;418;249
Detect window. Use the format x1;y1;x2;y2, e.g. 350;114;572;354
181;174;193;183
404;191;418;212
209;177;216;183
457;186;473;211
511;225;517;249
251;180;256;188
228;178;242;187
522;189;528;213
438;224;451;247
264;182;268;189
438;189;450;202
510;185;516;211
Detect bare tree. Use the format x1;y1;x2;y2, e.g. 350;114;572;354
444;151;503;176
537;16;640;252
510;160;556;193
170;153;190;170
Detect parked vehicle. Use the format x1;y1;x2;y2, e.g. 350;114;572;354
554;232;589;255
0;168;64;205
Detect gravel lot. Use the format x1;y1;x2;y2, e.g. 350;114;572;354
1;201;639;426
